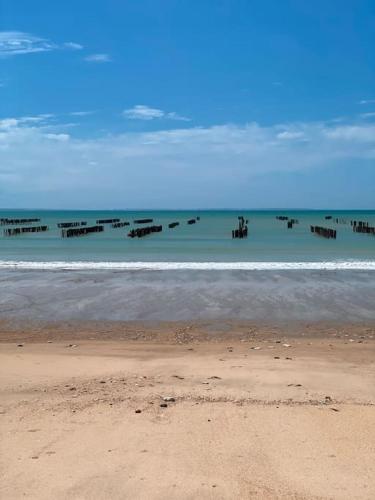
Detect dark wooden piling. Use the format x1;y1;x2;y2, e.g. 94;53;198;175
57;221;87;228
96;219;120;224
127;225;162;238
112;222;130;228
61;225;104;238
168;222;180;229
310;226;336;239
287;218;299;229
232;216;248;238
353;222;375;235
187;219;196;225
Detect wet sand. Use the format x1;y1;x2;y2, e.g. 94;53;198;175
1;321;375;499
1;269;375;322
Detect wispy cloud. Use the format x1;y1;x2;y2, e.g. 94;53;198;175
84;53;111;63
360;112;375;119
123;104;190;121
359;99;375;105
0;114;54;130
0;31;55;56
69;111;96;117
63;42;84;50
0;31;83;57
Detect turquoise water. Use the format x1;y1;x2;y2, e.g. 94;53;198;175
0;209;374;266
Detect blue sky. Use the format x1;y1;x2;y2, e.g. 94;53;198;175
0;0;374;208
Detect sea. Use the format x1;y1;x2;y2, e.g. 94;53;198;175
1;209;375;321
0;209;374;269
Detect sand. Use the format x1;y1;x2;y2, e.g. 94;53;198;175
1;321;375;499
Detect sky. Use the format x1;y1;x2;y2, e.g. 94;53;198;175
0;0;374;209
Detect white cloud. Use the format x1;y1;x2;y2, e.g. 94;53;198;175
0;118;19;130
84;53;111;63
276;131;305;140
0;117;373;207
123;104;190;121
0;31;56;56
123;105;164;120
359;99;375;105
63;42;83;50
324;125;375;142
44;133;70;142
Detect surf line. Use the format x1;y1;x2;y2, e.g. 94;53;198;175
0;261;375;271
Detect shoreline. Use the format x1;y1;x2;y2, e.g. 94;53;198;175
1;318;375;343
1;260;375;270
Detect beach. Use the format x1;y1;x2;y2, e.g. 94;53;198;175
1;209;375;498
1;320;375;499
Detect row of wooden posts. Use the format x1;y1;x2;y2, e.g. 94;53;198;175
96;218;120;224
2;217;200;237
351;220;370;227
3;225;48;236
0;218;40;225
128;225;162;238
311;225;337;239
61;225;104;238
58;221;87;228
353;225;375;235
128;218;199;238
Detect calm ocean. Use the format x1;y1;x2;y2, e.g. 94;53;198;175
0;209;374;269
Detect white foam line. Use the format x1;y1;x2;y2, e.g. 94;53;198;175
0;260;375;270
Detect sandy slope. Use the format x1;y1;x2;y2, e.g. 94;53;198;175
0;324;375;499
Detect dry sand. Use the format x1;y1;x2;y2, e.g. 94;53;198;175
1;321;375;499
